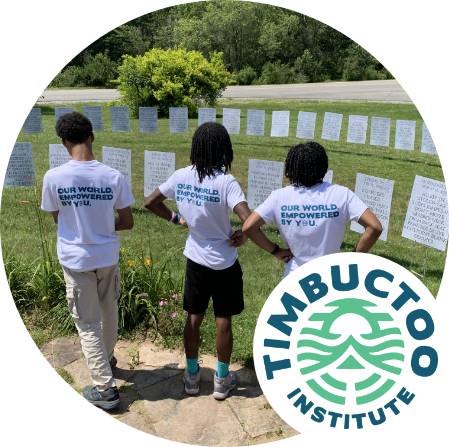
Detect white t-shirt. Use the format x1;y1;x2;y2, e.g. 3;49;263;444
159;166;246;270
255;182;368;276
41;159;134;271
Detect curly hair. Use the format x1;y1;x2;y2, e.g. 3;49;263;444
285;141;328;187
190;122;233;183
55;111;93;144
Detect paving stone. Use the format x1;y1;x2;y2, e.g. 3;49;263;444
41;336;83;368
227;391;296;439
40;337;299;445
152;394;248;446
138;342;183;368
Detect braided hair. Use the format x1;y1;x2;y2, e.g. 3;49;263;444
285;141;328;187
56;111;93;144
190;122;233;183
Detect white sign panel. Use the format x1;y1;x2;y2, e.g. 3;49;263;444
246;109;265;136
296;111;317;139
139;107;158;133
169;107;188;133
110;106;131;132
247;159;284;209
54;107;74;121
394;119;416;151
402;175;449;251
321;112;343;141
270;111;290;137
323;169;333;184
222;108;241;134
83;106;104;131
350;173;394;241
421;123;437;155
198;108;216;127
347;115;368;144
144;151;176;197
22;108;42;133
102;146;132;186
5;142;35;187
49;144;71;169
370;116;391;147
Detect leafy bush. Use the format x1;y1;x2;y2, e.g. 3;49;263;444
295;49;325;83
81;53;117;87
342;43;392;81
236;66;258;85
50;65;85;88
117;48;231;116
50;53;117;88
256;61;306;85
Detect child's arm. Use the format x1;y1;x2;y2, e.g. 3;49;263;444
354;209;383;252
144;188;182;224
242;211;292;262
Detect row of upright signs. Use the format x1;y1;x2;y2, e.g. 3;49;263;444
23;106;437;154
6;142;448;252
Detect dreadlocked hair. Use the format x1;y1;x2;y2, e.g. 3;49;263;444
190;122;233;183
285;141;328;187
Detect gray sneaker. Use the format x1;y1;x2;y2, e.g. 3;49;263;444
213;371;237;400
83;385;120;411
183;368;201;395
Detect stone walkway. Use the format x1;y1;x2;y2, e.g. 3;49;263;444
41;337;297;446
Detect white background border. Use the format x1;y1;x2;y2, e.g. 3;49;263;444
0;1;448;446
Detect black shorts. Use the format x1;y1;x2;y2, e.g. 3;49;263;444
183;258;244;317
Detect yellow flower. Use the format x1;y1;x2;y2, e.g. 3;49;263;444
144;258;152;267
127;259;135;267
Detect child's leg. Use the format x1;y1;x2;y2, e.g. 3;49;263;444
215;316;233;378
184;312;205;372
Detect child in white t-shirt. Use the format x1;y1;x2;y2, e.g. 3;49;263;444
243;141;383;276
41;112;134;411
144;122;291;400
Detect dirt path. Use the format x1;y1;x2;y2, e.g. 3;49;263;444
41;337;297;446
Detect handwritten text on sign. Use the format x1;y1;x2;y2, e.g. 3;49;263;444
5;142;35;187
350;173;394;241
110;106;131;132
247;159;283;209
222;108;241;134
144;151;176;197
402;175;448;251
102;146;132;186
49;144;71;169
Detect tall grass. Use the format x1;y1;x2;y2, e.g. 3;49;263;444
4;186;184;343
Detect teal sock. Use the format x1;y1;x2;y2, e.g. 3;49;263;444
216;360;229;378
186;357;199;375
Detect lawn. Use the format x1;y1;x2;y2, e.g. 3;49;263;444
1;98;445;363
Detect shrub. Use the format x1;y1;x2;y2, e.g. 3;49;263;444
295;49;325;83
117;48;231;117
50;65;85;88
256;61;306;85
82;53;117;87
236;66;258;85
50;53;117;88
342;43;392;81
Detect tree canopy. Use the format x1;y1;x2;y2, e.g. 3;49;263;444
52;0;391;88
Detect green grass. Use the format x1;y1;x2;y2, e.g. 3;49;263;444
1;98;445;363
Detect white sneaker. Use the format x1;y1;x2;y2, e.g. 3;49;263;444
213;371;237;400
183;368;201;395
